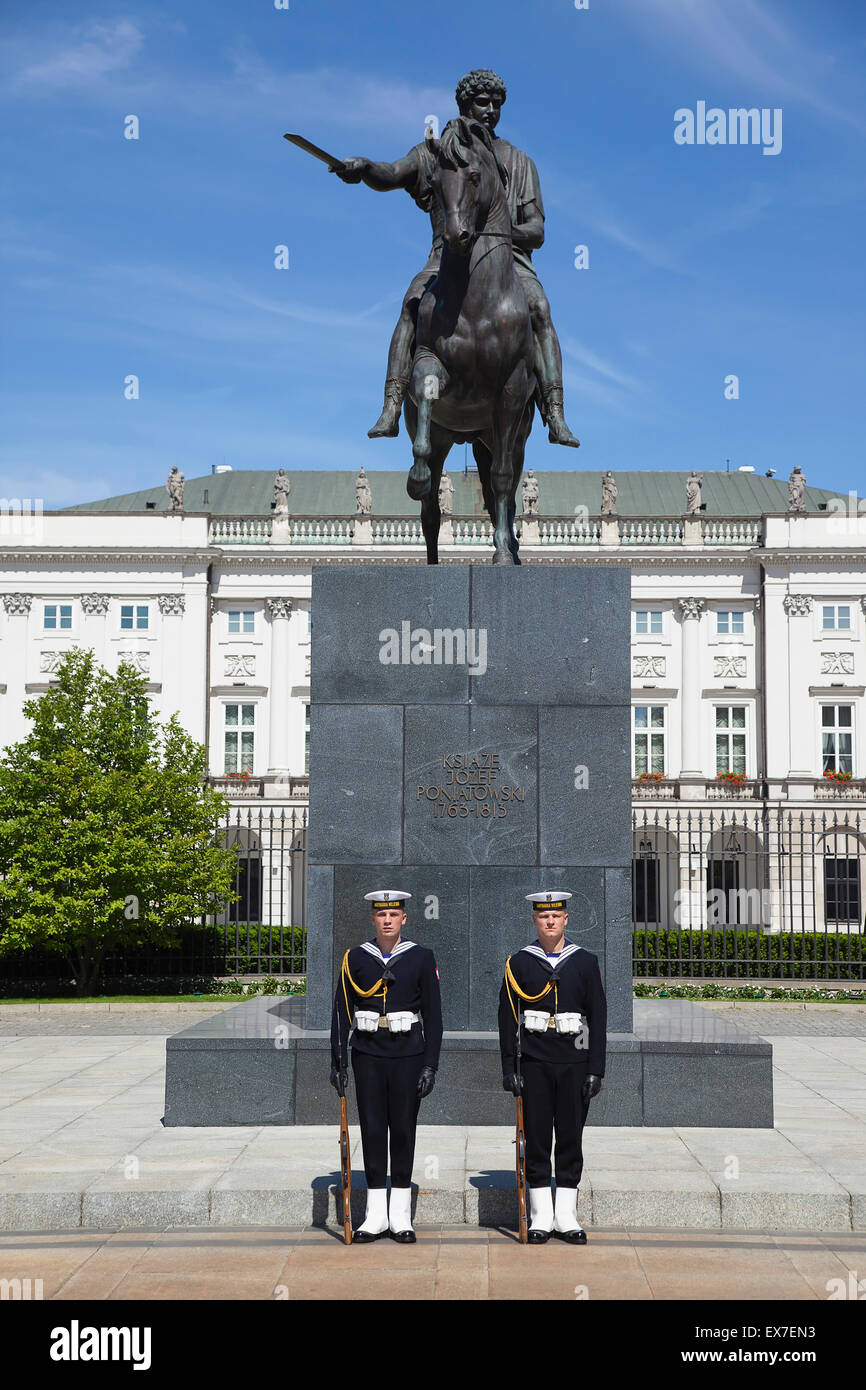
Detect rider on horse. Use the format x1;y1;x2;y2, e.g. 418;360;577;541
333;68;580;450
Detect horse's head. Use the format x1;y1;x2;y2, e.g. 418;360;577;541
428;117;508;257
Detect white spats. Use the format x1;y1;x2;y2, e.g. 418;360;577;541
528;1186;554;1233
358;1188;389;1236
389;1186;413;1234
554;1186;583;1234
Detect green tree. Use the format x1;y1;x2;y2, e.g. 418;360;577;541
0;647;238;994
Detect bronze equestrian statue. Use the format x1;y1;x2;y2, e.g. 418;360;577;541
403;117;536;563
285;69;578;563
334;69;579;453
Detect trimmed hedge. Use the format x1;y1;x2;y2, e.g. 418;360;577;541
634;929;865;980
0;924;307;987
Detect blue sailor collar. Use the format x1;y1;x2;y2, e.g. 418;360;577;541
521;940;582;967
360;939;417;965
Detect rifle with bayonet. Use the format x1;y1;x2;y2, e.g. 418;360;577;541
339;1086;352;1245
515;1000;528;1244
336;974;352;1245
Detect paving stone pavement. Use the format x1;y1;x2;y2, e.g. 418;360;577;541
1;999;864;1036
1;1227;865;1301
0;1003;234;1037
699;1002;866;1037
0;1000;864;1234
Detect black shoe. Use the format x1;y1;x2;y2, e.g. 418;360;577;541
527;1229;552;1244
389;1229;416;1244
352;1228;388;1243
554;1228;587;1245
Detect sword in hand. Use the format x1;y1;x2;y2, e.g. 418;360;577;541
282;133;371;184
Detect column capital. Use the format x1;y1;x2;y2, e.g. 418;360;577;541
158;593;186;616
266;597;293;620
678;597;705;621
3;592;33;615
80;593;111;615
782;594;812;617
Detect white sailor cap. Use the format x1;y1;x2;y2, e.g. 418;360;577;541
364;890;411;909
525;891;572;911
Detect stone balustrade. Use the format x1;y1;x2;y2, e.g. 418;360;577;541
208;514;767;550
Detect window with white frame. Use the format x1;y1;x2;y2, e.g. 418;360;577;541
821;705;853;775
43;603;72;630
228;610;255;634
715;706;747;774
225;703;255;773
716;610;744;635
120;604;149;631
633;705;666;775
634;610;663;636
822;604;852;632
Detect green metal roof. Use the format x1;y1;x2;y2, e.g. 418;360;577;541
59;469;842;519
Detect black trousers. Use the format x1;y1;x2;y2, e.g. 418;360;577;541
523;1058;589;1187
351;1051;425;1188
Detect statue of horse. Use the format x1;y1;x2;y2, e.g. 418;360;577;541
403;118;536;565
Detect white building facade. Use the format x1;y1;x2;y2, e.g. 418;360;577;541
1;477;864;940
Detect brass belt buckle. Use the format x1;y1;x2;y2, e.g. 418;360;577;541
378;1015;389;1029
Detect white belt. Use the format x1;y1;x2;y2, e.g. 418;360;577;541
354;1010;420;1034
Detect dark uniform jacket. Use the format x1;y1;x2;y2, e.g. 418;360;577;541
498;941;607;1076
331;940;443;1072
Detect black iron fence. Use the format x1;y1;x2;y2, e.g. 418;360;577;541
632;806;865;980
2;804;864;987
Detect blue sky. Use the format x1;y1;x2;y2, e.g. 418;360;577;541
1;0;864;508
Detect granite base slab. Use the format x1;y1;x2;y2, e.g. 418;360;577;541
163;998;773;1129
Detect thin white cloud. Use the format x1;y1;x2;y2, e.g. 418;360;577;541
227;43;453;136
562;337;648;395
618;0;866;133
544;171;695;276
2;19;453;144
12;18;144;90
560;337;651;415
88;262;395;334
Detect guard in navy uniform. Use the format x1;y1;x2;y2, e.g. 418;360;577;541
498;891;606;1243
330;890;443;1243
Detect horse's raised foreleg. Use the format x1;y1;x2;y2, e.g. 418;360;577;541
407;354;448;501
490;367;532;565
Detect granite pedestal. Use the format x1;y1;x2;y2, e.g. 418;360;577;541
163;995;774;1127
164;564;774;1128
306;565;635;1035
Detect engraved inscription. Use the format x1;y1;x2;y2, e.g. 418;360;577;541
417;752;526;821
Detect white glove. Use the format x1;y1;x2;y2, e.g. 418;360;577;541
387;1011;414;1033
555;1012;583;1035
524;1011;551;1033
354;1010;379;1033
